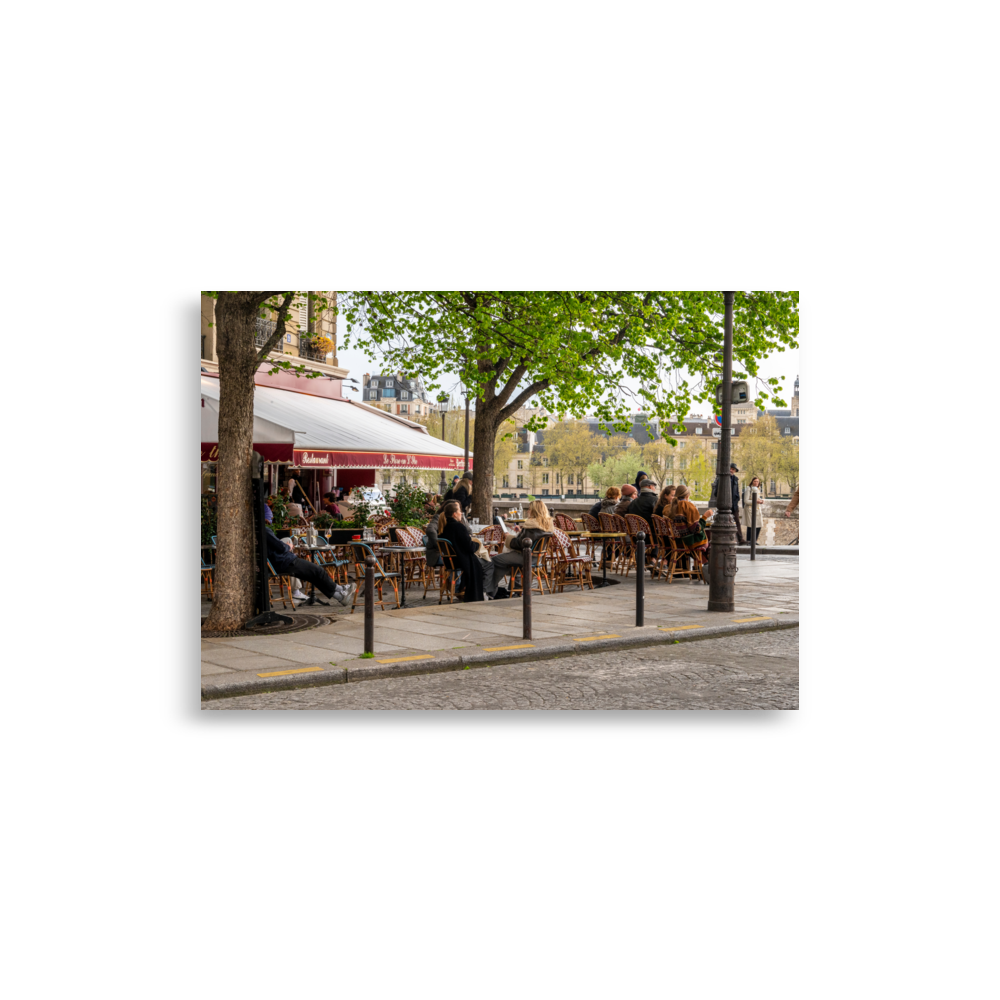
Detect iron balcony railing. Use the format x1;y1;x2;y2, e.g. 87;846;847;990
298;340;331;362
254;316;278;349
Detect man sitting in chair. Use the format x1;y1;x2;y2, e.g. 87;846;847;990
264;524;356;606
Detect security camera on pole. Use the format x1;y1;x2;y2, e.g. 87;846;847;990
707;292;743;613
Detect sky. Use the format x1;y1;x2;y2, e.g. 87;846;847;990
333;309;800;420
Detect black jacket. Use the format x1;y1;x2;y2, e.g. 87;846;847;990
440;518;485;602
588;499;603;518
453;483;472;511
628;490;658;534
710;473;741;515
264;525;296;573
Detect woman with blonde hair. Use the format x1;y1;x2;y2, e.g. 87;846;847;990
490;499;553;595
667;484;709;569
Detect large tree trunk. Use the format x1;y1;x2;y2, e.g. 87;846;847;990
203;293;261;630
470;400;500;522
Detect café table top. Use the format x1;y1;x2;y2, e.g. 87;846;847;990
579;531;627;538
381;545;425;553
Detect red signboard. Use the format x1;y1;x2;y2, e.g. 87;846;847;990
200;443;293;462
293;449;471;470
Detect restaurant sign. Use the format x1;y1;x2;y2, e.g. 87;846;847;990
294;450;471;471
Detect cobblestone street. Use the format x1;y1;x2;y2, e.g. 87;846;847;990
203;627;798;710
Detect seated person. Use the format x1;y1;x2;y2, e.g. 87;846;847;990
491;499;553;592
265;524;356;606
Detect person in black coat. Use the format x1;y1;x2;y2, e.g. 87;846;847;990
264;525;356;605
453;475;473;512
709;463;742;538
629;479;658;534
438;501;495;601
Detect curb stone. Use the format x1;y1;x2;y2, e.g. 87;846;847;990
201;618;798;701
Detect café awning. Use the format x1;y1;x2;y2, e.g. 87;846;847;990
200;376;471;470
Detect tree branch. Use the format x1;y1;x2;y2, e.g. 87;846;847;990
255;292;295;366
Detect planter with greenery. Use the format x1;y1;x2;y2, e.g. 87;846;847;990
387;482;432;526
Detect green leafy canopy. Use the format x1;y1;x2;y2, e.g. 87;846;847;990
337;292;798;429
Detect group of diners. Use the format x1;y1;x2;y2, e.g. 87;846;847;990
424;494;554;603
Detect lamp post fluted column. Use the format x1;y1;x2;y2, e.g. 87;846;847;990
708;291;738;612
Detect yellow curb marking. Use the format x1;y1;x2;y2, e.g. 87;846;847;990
482;644;535;651
658;625;704;632
732;617;772;623
573;634;621;642
376;654;435;664
256;666;325;678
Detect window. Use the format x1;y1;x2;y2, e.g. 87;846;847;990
369;390;377;399
665;457;673;469
696;427;703;434
568;474;574;485
399;405;408;414
542;473;549;484
516;475;523;488
517;460;523;470
542;489;549;495
711;442;718;451
502;475;509;487
784;427;791;435
542;456;548;466
679;441;686;449
400;391;409;399
680;459;687;470
386;379;394;387
382;388;395;397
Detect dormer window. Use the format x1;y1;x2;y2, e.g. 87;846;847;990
695;427;703;434
386;378;394;387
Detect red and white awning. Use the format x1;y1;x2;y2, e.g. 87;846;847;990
200;376;471;470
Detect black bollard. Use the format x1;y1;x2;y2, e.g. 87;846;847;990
364;552;375;654
635;530;645;626
522;543;532;640
750;489;757;561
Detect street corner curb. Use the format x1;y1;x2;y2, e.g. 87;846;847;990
343;654;465;682
201;663;347;701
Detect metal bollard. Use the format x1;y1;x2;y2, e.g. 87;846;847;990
364;552;375;654
635;531;645;626
522;544;532;640
750;490;757;561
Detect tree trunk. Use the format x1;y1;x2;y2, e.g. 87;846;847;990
470;400;500;521
203;293;261;631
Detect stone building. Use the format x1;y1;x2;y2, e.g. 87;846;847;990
361;373;436;419
200;291;347;381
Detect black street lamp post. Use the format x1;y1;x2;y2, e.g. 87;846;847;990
437;393;449;496
708;291;738;612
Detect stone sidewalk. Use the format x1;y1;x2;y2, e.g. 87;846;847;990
201;555;798;700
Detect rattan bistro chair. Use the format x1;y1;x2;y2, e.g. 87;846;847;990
266;558;294;608
435;536;460;604
509;533;552;598
347;542;401;613
201;554;214;600
549;528;593;593
553;513;577;532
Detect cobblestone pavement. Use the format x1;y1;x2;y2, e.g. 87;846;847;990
202;627;798;710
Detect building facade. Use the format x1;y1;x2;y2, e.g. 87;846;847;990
361;373;436;418
200;291;349;385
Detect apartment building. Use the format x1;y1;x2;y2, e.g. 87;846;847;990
362;373;436;418
200;291;350;387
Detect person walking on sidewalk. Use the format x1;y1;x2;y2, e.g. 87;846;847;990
264;524;356;606
709;463;743;539
743;476;764;543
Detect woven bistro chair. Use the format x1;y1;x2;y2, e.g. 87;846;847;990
580;512;600;564
550;528;594;593
625;514;655;575
266;558;294;608
476;524;505;553
435;536;460;604
312;544;350;587
394;526;430;594
650;514;672;580
373;515;397;539
665;519;703;584
201;554;214;600
509;533;552;598
598;512;633;576
347;541;401;612
553;513;577;532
